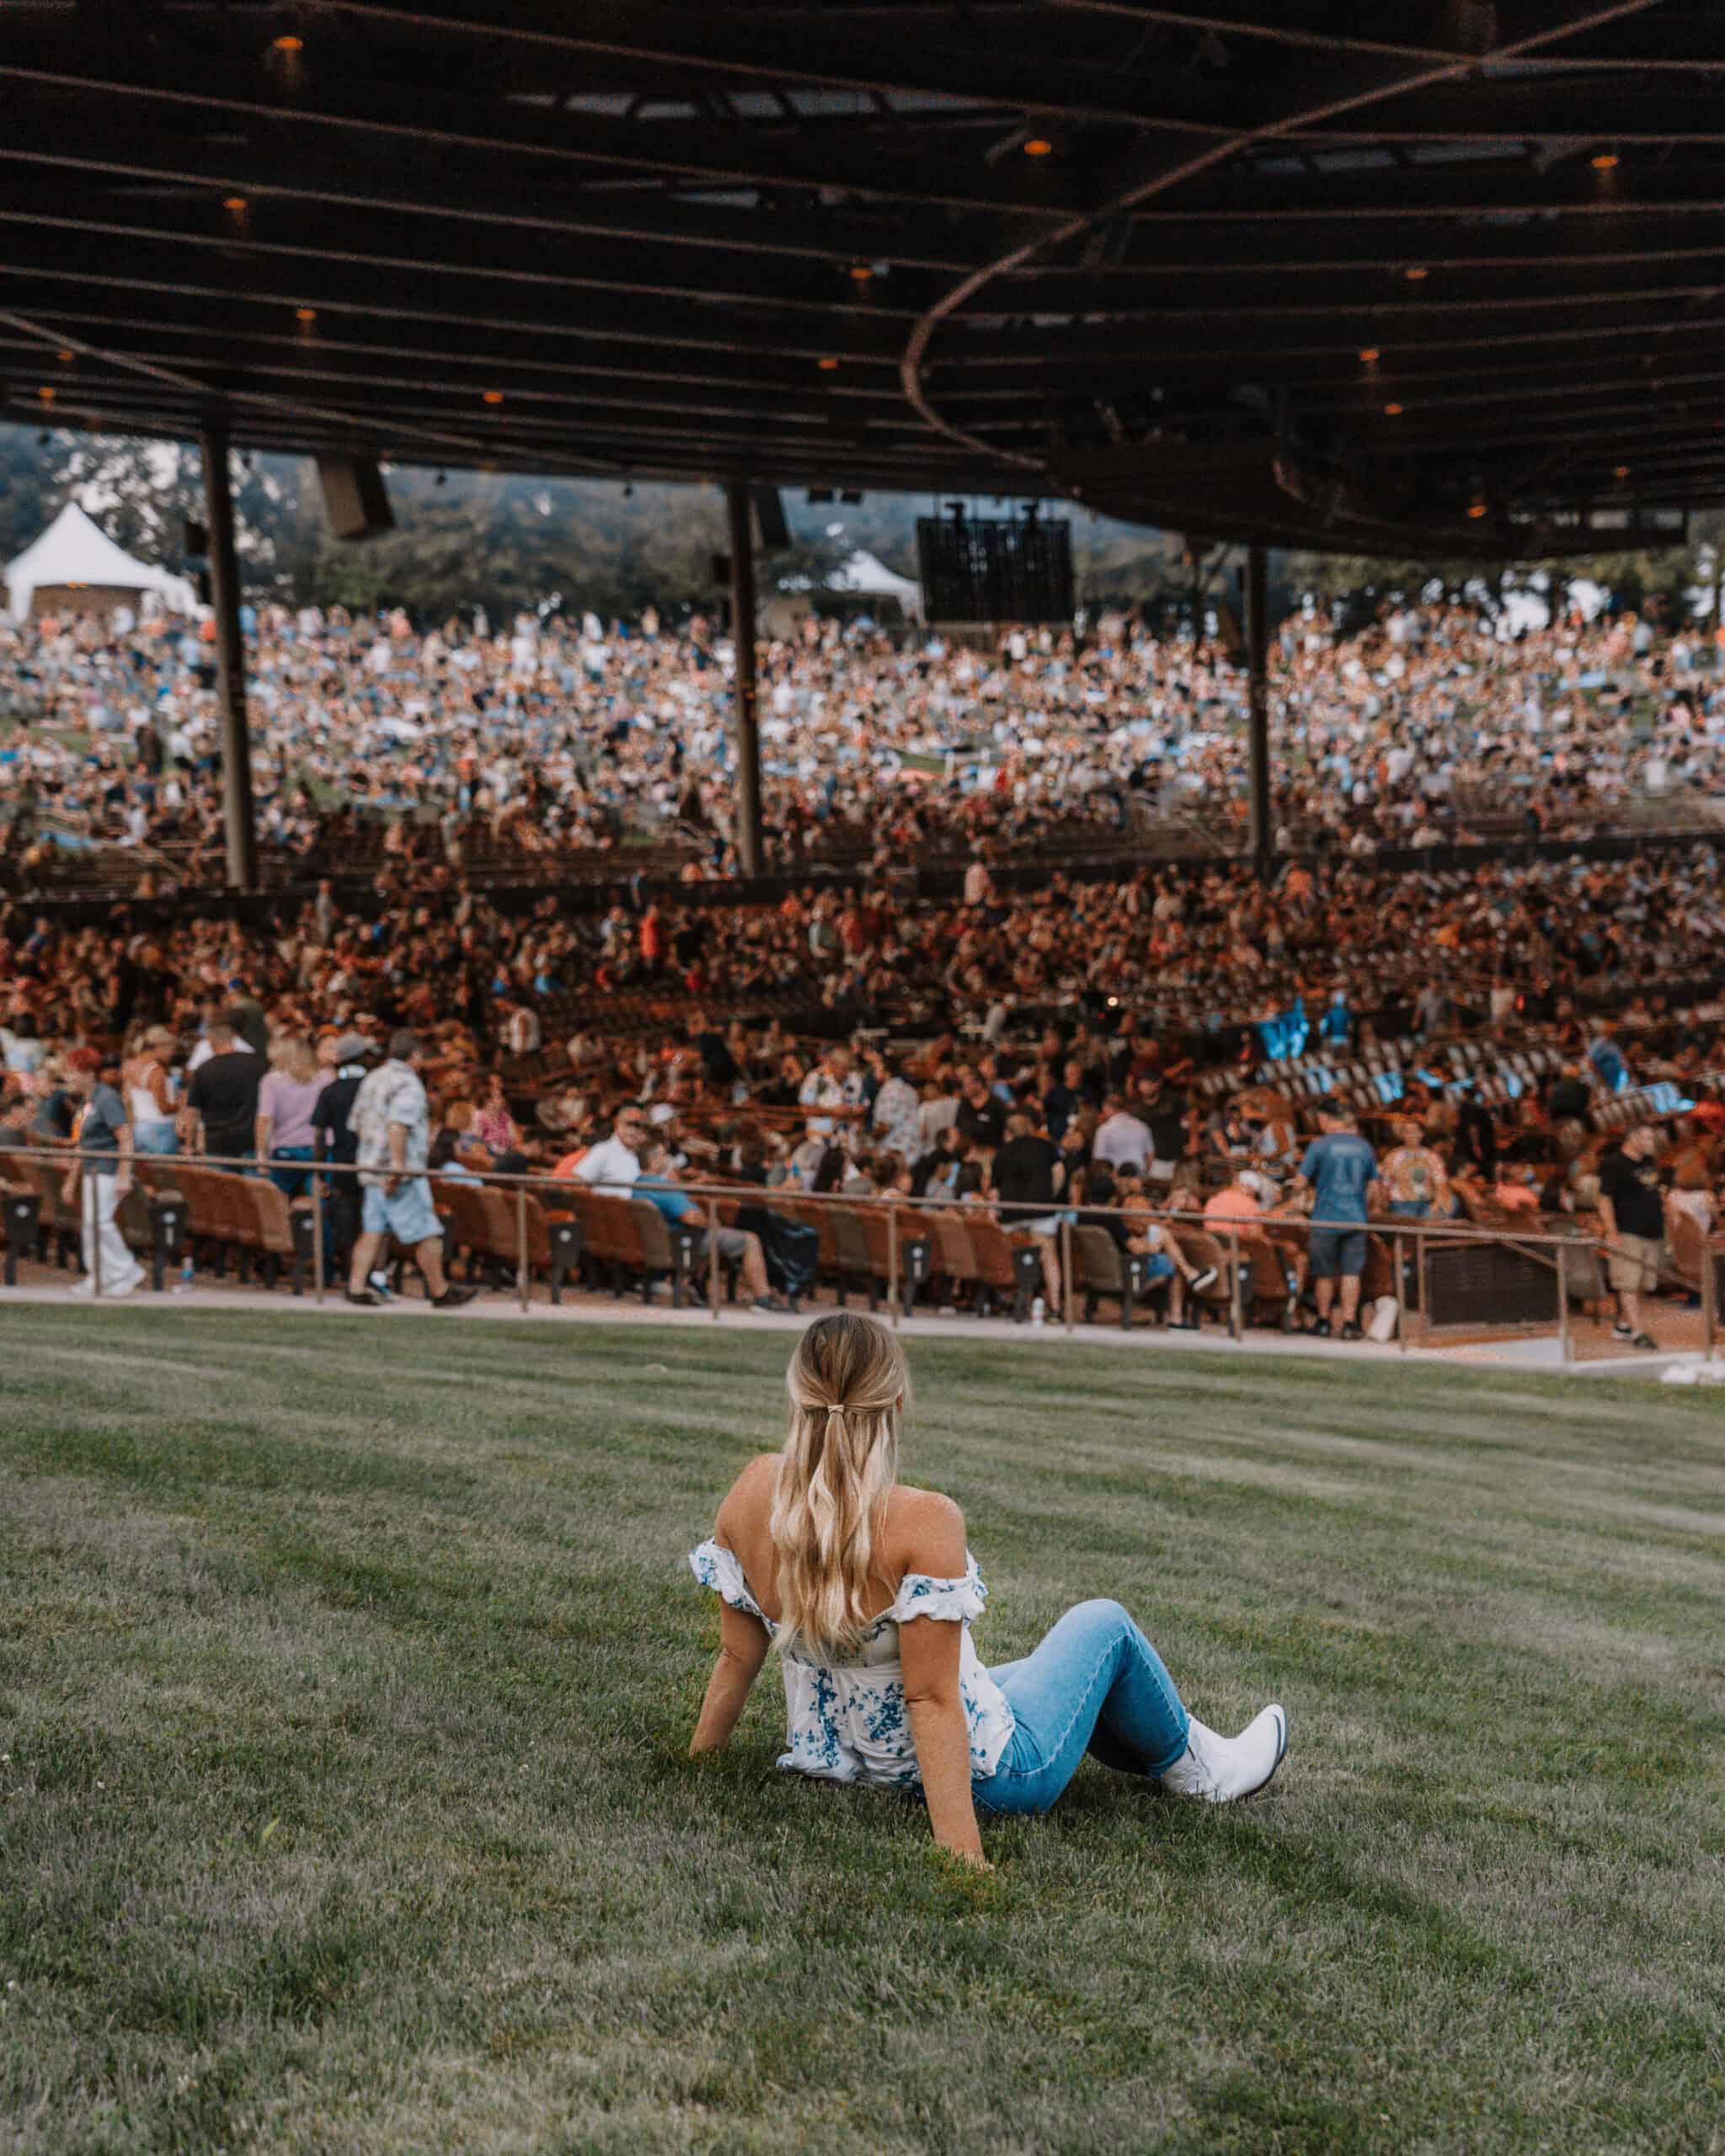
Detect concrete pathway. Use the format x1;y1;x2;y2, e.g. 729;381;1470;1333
3;1278;1711;1381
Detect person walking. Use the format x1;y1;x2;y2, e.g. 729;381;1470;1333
344;1029;473;1310
181;1011;262;1166
61;1047;145;1299
312;1032;372;1282
687;1313;1286;1866
254;1034;324;1198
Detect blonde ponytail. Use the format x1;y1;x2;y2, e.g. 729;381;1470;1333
769;1313;909;1658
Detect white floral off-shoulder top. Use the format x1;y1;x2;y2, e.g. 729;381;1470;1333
689;1539;1016;1789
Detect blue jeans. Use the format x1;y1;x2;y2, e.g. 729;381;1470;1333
133;1120;179;1157
267;1145;315;1198
975;1600;1190;1817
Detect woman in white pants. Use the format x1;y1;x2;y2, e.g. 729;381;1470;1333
61;1049;145;1299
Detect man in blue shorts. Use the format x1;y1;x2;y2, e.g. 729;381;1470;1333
1293;1101;1380;1341
345;1029;474;1310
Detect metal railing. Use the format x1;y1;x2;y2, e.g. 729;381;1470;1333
5;1142;1718;1362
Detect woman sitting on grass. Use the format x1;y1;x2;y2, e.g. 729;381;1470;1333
689;1312;1287;1866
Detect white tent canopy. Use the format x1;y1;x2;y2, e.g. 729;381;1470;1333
5;502;198;622
826;547;923;622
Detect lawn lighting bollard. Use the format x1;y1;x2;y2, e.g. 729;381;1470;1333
900;1233;931;1318
672;1225;700;1310
289;1203;316;1296
1012;1242;1042;1323
1556;1238;1570;1364
1122;1248;1153;1330
548;1215;582;1306
4;1186;41;1286
148;1195;184;1294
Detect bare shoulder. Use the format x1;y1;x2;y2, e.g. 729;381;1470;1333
884;1484;968;1575
715;1452;781;1535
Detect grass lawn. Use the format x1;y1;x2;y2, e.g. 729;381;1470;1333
3;1310;1722;2155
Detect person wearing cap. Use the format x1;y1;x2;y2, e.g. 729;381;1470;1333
575;1105;647;1193
634;1137;791;1312
312;1030;374;1283
60;1047;144;1299
1291;1099;1381;1341
344;1029;473;1310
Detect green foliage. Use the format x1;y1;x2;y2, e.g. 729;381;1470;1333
7;419;1724;626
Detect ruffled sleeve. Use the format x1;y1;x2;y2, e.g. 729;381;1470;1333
886;1553;989;1628
688;1539;772;1628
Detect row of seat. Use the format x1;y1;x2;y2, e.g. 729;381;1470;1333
0;1154;310;1291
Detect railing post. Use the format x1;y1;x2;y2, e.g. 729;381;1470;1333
312;1160;325;1306
888;1205;900;1333
1556;1238;1570;1364
709;1202;720;1320
1061;1213;1074;1332
1417;1229;1429;1336
88;1170;101;1300
1397;1226;1408;1353
515;1185;529;1312
1227;1228;1242;1340
1705;1240;1718;1366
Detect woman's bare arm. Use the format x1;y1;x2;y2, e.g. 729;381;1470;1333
690;1459;777;1754
691;1597;771;1753
901;1618;985;1865
897;1492;986;1865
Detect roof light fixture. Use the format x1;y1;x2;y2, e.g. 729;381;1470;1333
1591;150;1619;171
272;34;303;53
1466;499;1487;520
1403;265;1428;282
482;389;504;404
1613;463;1630;479
1383;402;1402;416
1359;347;1381;363
1023;136;1055;157
295;307;317;323
818;356;840;371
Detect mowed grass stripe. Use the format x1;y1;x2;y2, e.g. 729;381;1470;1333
2;1307;1722;2154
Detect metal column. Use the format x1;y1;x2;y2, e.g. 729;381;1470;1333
1245;541;1272;866
200;424;258;893
725;478;764;878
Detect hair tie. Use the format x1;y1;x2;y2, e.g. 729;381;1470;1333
825;1402;846;1440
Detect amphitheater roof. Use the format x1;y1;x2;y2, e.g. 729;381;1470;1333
1;1;1718;554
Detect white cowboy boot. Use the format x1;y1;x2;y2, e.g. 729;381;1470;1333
1159;1705;1288;1802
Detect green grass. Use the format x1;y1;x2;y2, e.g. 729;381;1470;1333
2;1310;1722;2155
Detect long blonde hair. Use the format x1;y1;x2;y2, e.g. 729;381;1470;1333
269;1033;318;1086
769;1313;910;1658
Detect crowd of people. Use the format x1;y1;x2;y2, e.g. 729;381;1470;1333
2;841;1722;1069
3;829;1721;1342
3;590;1723;896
